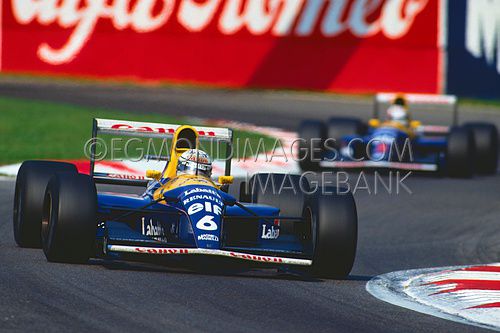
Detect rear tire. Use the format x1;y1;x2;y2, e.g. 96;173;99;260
464;122;498;175
13;161;77;248
297;120;326;171
239;181;251;202
445;126;475;178
307;188;357;279
42;172;97;263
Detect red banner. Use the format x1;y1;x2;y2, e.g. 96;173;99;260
2;0;442;93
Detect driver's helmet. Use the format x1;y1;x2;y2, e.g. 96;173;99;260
177;149;212;178
386;96;410;126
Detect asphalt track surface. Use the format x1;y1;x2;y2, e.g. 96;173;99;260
1;78;500;332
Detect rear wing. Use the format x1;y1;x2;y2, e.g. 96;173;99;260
373;93;459;126
90;118;233;186
95;118;233;139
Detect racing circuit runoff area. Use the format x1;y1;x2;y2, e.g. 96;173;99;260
1;78;500;332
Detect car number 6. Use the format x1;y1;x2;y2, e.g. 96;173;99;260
196;215;217;231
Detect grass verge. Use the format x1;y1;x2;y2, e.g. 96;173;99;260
0;97;277;164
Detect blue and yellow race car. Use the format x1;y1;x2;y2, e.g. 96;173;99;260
298;93;498;178
13;119;357;278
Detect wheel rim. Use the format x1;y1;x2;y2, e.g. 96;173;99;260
302;206;315;256
41;192;52;246
13;184;22;235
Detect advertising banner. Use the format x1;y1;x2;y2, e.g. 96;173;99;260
2;0;441;93
447;0;500;98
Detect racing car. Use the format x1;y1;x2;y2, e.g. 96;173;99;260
298;93;498;178
13;119;357;278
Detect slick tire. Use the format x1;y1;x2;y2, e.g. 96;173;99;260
239;181;251;203
306;188;357;279
42;172;97;263
13;160;77;248
446;126;475;178
297;120;326;171
464;122;498;175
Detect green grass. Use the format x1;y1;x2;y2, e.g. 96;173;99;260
0;97;277;164
461;98;500;109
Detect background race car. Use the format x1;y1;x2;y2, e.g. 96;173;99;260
298;93;498;178
13;120;358;278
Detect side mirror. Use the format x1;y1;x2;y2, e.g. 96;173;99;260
218;175;234;185
146;170;162;180
368;118;381;128
410;120;422;128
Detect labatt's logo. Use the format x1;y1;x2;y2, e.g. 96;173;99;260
261;219;280;239
12;0;429;65
261;225;279;239
142;217;167;241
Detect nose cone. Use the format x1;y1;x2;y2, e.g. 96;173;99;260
371;141;391;161
371;128;409;162
190;214;222;249
179;186;224;249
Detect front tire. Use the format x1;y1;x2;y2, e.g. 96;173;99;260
13;161;77;248
42;172;97;263
307;188;357;279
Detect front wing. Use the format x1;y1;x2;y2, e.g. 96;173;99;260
319;160;439;171
107;245;313;266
